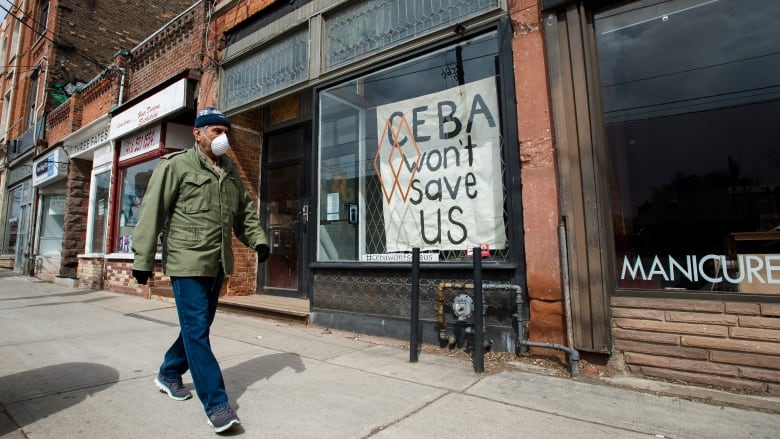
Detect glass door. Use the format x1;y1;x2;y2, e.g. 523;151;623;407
260;125;310;298
5;182;32;273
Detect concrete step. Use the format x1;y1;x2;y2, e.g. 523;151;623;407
151;287;310;324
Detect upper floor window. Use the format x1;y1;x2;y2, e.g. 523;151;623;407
27;68;40;129
37;1;50;38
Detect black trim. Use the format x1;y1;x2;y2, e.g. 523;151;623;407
260;122;312;301
541;0;576;10
310;19;525;284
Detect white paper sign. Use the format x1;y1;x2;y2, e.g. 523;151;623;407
374;77;506;252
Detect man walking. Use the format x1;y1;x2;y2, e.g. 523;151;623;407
132;107;270;433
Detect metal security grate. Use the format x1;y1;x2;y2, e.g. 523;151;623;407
324;0;499;69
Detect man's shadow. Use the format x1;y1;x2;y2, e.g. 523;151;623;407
213;353;305;436
223;352;306;407
0;362;119;435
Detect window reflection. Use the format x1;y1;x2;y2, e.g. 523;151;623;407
596;0;780;292
317;31;509;262
89;170;111;254
116;159;158;253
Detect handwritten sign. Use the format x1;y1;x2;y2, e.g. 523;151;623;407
374;77;506;252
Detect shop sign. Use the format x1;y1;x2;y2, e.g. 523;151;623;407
68;128;110;158
108;78;187;139
33;148;68;187
620;254;780;293
374;77;506;252
119;125;161;162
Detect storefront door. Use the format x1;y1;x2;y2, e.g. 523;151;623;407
4;182;32;273
260;124;310;298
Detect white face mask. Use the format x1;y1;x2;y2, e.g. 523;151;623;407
210;133;230;156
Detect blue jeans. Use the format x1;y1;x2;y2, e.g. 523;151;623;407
159;270;229;414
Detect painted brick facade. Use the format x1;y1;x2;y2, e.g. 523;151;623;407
613;296;780;395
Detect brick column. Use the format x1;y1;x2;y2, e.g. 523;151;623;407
59;158;92;278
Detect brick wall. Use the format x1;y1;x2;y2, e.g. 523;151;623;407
221;108;263;296
124;3;207;102
59;158;92;277
46;100;74;145
612;297;780;395
77;257;104;289
104;259;168;299
50;0;199;98
80;75;118;123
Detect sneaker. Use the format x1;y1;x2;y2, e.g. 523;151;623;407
207;405;241;433
154;375;192;401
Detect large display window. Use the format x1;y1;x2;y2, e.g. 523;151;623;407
37;194;65;256
596;0;780;293
115;159;158;253
316;31;510;263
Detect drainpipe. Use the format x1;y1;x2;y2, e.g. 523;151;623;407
513;280;580;377
559;220;575;350
116;67;126;106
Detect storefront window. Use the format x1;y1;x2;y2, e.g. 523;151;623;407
317;31;509;262
87;169;111;254
38;195;65;256
596;0;780;293
116;159;158;253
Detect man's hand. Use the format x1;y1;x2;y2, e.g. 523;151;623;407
256;244;270;263
132;269;152;285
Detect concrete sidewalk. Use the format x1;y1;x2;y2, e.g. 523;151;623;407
0;272;778;438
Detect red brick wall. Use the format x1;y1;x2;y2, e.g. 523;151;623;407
221;109;263;296
46;100;74;146
80;75;119;125
50;0;199;98
123;4;207;102
510;1;565;354
613;297;780;395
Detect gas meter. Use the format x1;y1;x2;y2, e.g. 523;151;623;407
452;294;474;321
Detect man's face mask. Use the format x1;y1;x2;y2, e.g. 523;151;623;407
210;133;230;156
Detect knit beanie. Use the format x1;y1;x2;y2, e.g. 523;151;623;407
194;107;231;129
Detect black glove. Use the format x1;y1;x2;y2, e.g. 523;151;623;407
132;269;152;285
256;244;270;263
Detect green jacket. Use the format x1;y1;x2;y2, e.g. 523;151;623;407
132;145;267;276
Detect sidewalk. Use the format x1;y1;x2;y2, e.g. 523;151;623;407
0;271;778;438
